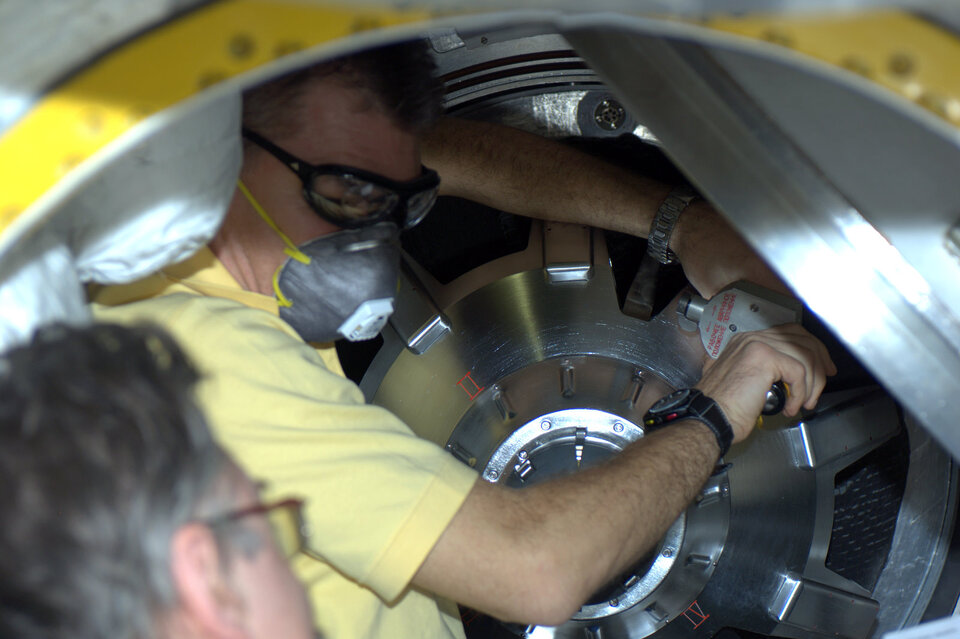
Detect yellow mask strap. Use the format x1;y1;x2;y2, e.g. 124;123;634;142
237;180;311;264
236;179;309;308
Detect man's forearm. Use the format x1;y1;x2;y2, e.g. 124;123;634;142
422;117;671;238
422;117;788;297
414;419;720;626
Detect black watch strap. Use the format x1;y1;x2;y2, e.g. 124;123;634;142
643;388;734;457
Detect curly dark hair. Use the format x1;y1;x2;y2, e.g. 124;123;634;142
0;323;229;639
243;38;444;140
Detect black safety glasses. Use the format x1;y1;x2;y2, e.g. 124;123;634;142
243;128;439;230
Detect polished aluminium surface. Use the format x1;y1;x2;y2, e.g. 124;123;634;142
369;21;960;632
362;217;949;637
363;221;706;446
559;17;960;464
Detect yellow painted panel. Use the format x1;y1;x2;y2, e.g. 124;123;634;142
706;10;960;126
0;0;434;231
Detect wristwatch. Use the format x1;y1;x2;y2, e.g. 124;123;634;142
643;388;734;457
646;186;698;265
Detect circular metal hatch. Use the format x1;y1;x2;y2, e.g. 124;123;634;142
353;29;959;638
358;217;956;638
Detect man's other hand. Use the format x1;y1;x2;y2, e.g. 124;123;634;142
695;323;837;442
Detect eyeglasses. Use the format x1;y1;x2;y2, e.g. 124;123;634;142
207;498;308;559
242;128;440;230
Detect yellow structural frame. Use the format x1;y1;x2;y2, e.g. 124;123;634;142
1;3;959;237
707;10;960;126
0;0;432;232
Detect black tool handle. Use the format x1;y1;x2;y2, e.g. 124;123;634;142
762;381;788;415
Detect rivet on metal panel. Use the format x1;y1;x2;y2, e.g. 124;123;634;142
761;28;793;47
228;33;256;60
888;52;915;77
197;71;228;90
945;220;960;259
840;56;872;77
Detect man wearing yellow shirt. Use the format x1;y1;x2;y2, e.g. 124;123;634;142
94;40;834;638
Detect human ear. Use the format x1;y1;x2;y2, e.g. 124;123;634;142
170;523;249;639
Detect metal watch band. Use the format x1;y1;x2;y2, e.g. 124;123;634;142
643;388;734;457
646;186;698;265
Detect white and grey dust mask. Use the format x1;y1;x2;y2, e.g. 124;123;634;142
238;180;400;343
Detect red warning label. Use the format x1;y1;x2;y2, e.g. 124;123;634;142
705;292;737;358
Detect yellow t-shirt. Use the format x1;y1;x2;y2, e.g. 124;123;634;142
92;247;478;639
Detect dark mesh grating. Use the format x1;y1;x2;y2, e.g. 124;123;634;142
825;425;910;590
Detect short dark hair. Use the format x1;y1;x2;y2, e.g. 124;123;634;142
243;38;445;139
0;323;229;639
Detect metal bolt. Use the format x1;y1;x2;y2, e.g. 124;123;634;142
518;450;528;460
610;597;620;607
749;303;760;312
593;98;626;131
729;324;738;332
613;422;624;433
480;36;488;45
541;420;552;430
662;547;675;558
487;470;499;480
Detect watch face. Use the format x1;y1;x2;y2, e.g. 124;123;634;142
649;388;693;415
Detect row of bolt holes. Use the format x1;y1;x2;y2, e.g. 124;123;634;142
34;23;960;216
200;26;350;89
486;420;630;480
45;20;386;185
762;30;960;122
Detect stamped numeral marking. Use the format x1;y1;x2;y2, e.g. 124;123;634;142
457;372;485;401
682;600;710;629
